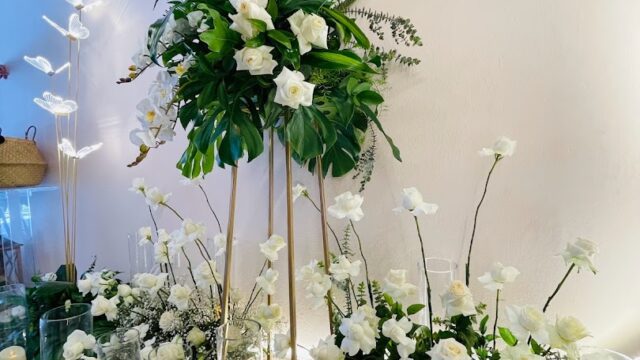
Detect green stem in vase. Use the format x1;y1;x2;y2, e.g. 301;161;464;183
413;216;434;347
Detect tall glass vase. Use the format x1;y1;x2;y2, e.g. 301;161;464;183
0;284;27;353
96;328;141;360
39;303;93;360
216;319;263;360
419;257;458;325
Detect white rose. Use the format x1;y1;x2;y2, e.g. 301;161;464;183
256;268;279;295
309;335;344;360
292;183;307;202
168;284;192;311
297;260;332;309
397;338;416;360
393;187;439;216
440;280;477;318
133;273;168;295
327;191;364;222
117;284;132;297
145;187;171;209
229;0;274;39
255;303;282;330
187;327;206;347
381;316;413;343
330;255;361;281
180;218;207;243
158;311;177;332
213;233;237;257
505;305;549;344
338;307;379;356
427;338;471;360
477;262;520;291
259;234;286;261
156;342;185;360
90;295;119;321
63;330;95;360
500;344;544;360
560;238;599;273
194;260;221;288
479;136;517;158
548;315;590;348
288;10;329;55
234;46;278;75
382;269;417;302
129;177;147;195
273;67;315;109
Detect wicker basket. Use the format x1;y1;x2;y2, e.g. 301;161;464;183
0;126;47;188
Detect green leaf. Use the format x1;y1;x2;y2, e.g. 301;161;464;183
286;108;323;160
357;90;384;105
266;0;278;18
233;108;264;162
407;304;426;316
308;106;337;148
322;7;371;48
304;50;377;73
479;314;489;334
218;124;243;166
244;33;266;48
498;327;518;346
530;339;544;355
248;19;267;33
360;105;402;161
198;7;238;55
267;30;293;49
147;13;173;65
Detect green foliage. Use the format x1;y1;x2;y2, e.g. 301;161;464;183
499;327;518;346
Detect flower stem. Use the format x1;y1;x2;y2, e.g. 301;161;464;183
492;289;500;349
199;184;223;233
162;202;184;221
148;206;159;233
349;220;374;306
542;264;575;313
305;195;344;254
243;260;268;315
413;216;434;347
465;156;500;286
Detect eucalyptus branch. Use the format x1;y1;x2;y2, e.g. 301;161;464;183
199;184;223;233
465;156;501;286
413;216;433;347
349;220;374;305
542;264;575;313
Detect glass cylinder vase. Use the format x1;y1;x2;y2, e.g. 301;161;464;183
96;328;141;360
148;341;192;360
0;284;27;352
39;303;93;360
418;257;458;325
216;319;263;360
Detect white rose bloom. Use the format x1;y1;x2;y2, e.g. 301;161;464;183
154;234;176;264
90;295;120;321
133;323;149;340
382;269;417;302
327;191;364;222
441;280;477;318
397;338;416;360
393;187;439;216
11;305;26;319
548;315;590;350
273;333;291;359
273;67;315;109
63;330;96;360
330;255;361;281
479;136;517;158
309;335;344;360
168;284;192;310
259;234;286;261
255;303;282;330
187;327;206;347
381;316;413;343
213;233;238;257
158;311;177;332
194;260;221;288
129;177;147;195
138;226;153;245
229;0;274;39
256;268;279;295
180;218;207;243
234;46;278;75
505;305;549;344
477;262;520;291
297;260;332;309
133;273;169;295
560;238;599;273
427;338;471;360
77;277;92;296
338;306;379;356
156;342;186;360
292;183;307;202
41;272;57;282
145;187;171;209
500;344;544;360
288;10;329;55
117;284;132;297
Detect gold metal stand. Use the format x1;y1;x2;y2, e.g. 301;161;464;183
316;157;334;333
220;166;239;360
285;132;298;360
267;130;274;360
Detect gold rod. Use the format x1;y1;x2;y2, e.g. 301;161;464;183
220;166;239;360
316;157;334;333
267;129;274;360
285;123;297;360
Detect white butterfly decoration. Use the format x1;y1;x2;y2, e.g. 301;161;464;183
58;139;103;160
23;56;70;76
42;14;90;41
66;0;103;11
34;92;78;116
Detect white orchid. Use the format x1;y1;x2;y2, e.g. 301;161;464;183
187;10;209;33
174;55;196;76
149;71;178;107
136;98;175;129
441;280;477;318
273;67;315;109
24;56;70;76
138;226;153;245
477;262;520;291
145;187;171;209
58;139;103;160
34;91;78;115
288;10;329;55
129;178;147;195
393;187;439;216
234;46;278;75
168;284;192;310
292;183;307;202
339;306;379;356
328;191;364;222
297;260;332;309
382;269;417;302
309;335;345;360
427;338;471;360
43;14;90;41
90;295;119;321
256;268;279;295
505;305;549;344
259;234;286;261
330;255;361;281
479;136;517;158
560;238;599;273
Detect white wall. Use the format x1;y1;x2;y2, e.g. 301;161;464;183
2;0;639;355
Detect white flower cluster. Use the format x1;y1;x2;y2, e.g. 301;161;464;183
78;269;118;297
62;330;96;360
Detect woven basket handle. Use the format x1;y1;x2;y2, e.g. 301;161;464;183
25;126;37;141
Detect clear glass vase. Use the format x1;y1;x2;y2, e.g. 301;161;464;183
0;284;27;352
418;257;458;324
96;328;141;360
147;341;192;360
39;303;93;360
216;319;263;360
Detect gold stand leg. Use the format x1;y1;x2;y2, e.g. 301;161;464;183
285;138;298;360
267;130;274;360
220;166;239;360
316;157;334;333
